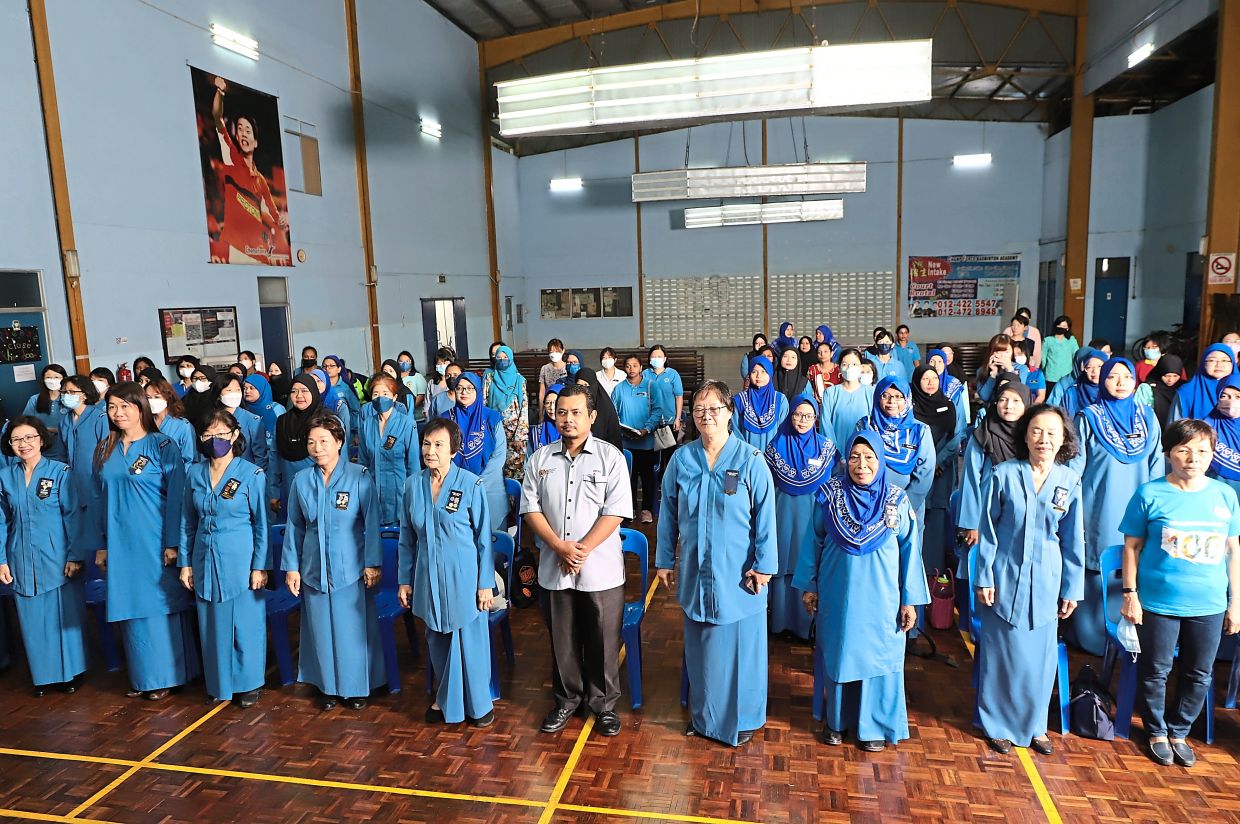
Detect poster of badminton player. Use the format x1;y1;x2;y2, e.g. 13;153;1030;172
190;67;292;266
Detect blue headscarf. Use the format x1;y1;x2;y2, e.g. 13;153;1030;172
1069;348;1106;414
736;356;781;435
764;396;838;498
485;345;523;412
529;382;564;452
319;356;350;414
1178;343;1237;419
242;374;280;436
926;348;965;406
774;322;797;354
859;375;924;475
1081;358;1150;464
444;371;500;474
1209;373;1240;481
564;349;586;380
815;324;839;356
821;430;906;556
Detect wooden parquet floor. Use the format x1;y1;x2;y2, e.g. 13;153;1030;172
1;527;1239;823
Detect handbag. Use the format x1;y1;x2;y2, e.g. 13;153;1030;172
1068;663;1116;740
928;569;955;630
509;547;541;609
652;423;676;450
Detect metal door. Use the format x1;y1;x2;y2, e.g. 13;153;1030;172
1092;258;1130;348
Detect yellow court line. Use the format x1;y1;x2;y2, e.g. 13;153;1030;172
557;803;754;824
0;809;122;824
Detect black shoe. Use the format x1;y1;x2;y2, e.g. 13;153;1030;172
684;722;700;737
1147;739;1174;766
595;711;621;737
57;679;78;695
1030;736;1053;756
987;738;1013;754
736;729;756;746
31;686;47;698
1170;740;1196;767
858;739;885;752
343;697;367;711
425;705;446;724
234;690;261;709
820;726;843;746
320;695;339;710
145;688;171;701
125;688;145;698
540;706;574;733
468;710;495;728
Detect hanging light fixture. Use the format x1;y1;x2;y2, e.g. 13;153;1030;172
684;199;844;229
495;40;932;137
632;162;865;202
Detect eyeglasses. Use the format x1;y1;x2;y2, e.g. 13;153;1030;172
9;435;39;446
199;432;234;442
63;389;86;396
691;405;727;419
790;412;816;422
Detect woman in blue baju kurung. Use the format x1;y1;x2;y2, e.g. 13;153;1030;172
178;410;269;706
927;348;971;428
1207;373;1240;497
656;382;778;747
527;383;564;457
734;356;788;453
910;366;961;574
0;418;86;693
1173;343;1236;421
60;376;112;549
143;378;197;467
357;374;419;527
282;415;384;709
1046;348;1106;423
214;373;269;473
269;375;327;520
242;374;285;457
772;322;797;357
739;334;769;384
321;356;361;445
974;405;1085;754
93;383;200;699
22;364;70;462
398;418;495;726
440;372;507;533
854;376;935;520
1068;357;1164;655
821;349;875;449
764;396;838;640
793;430;929;750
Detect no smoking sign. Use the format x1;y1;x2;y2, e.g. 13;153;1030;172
1209;253;1236;286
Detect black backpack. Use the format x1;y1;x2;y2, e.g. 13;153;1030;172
509;546;541;609
1069;663;1116;740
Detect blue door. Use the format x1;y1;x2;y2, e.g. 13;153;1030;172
260;305;291;376
1091;258;1130;349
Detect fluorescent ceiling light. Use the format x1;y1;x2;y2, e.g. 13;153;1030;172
633;163;866;202
1128;42;1155;68
420;119;442;138
495;40;932;137
549;177;584;192
211;23;259;60
952;153;992;168
684;199;844;229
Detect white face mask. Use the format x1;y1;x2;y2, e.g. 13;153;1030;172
92;379;109;396
859;372;875;386
61;394;82;410
179;366;194;378
842;365;862;383
549;352;563;363
220;391;243;409
1117;616;1141;654
192;379;211;393
44;378;62;391
1014;354;1028;366
650;357;666;370
147;397;168;415
600;358;615;370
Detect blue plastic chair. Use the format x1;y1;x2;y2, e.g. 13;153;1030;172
968;546;1071;736
504;478;523;548
0;581;14;670
623;449;633;474
1225;634;1240;709
265;523;301;686
82;554;122;672
423;530;515;702
1098;545;1215;742
374;527;419;695
947;490;971;632
620;528;650;709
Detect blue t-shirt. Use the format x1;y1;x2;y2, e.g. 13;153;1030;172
1119;478;1240;617
894;341;921;376
1024;367;1046;395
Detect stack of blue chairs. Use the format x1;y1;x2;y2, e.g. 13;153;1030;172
84;554;121;672
619;528;650;709
375;527;419;694
265;524;300;686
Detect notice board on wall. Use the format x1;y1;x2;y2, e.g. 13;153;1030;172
907;254;1021;318
540;286;634;319
159;306;240;364
0;324;42;365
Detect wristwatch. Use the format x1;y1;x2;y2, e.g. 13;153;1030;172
1121;587;1137;594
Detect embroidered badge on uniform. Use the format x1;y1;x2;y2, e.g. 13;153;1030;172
36;478;53;499
538;468;554;478
446;489;462;513
383;435;397;450
129;456;149;475
884;503;899;530
723;469;740;495
221;479;241;500
1052;486;1069;510
335;492;350;510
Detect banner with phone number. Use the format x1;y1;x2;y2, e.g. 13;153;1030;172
907;254;1020;318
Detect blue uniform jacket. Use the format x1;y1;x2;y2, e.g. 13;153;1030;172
357;403;419;526
179;457;269;603
0;459;80;595
282;461;380;593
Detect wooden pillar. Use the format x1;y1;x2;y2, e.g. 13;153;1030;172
479;45;503;344
1062;4;1092;336
28;0;90;372
634;135;646;346
1201;0;1240;340
344;0;382;368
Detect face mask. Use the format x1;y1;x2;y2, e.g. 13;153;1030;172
44;378;62;391
447;376;461;391
1228;342;1240;356
1014;354;1028;365
1143;348;1160;361
192;380;210;393
842;365;862;383
240;361;252;371
147;397;168;415
179;366;193;378
435;363;446;375
220;391;243;409
601;358;615;370
650;357;666;370
399;361;412;373
372;396;394;413
1117;616;1141;655
1054;326;1069;336
61;394;82;410
859;372;875;386
495;357;510;370
92;379;109;396
566;363;580;378
876;343;893;355
549;352;563;363
302;358;317;369
199;437;233;460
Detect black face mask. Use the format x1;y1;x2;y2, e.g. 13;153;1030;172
301;358;316;368
447;375;461;391
1054;327;1069;336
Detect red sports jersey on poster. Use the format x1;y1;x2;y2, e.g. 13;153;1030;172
216;127;280;262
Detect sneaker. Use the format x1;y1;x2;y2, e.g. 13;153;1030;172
640;511;653;524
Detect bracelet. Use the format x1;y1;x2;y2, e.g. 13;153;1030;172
1122;587;1137;594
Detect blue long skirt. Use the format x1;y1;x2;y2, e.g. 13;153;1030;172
768;576;811;640
118;610;201;692
976;603;1057;747
824;662;910;743
1064;570;1106;656
298;581;384;699
14;578;87;686
684;611;767;746
427;612;493;723
197;590;267;700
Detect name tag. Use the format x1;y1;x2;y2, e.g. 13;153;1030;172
221;479;240;500
445;489;462;513
36;478;53;500
1124;432;1142;441
130;456;150;475
723;470;740;495
335;492;350;510
383;435;397;451
884;503;899;529
1052;486;1069;511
